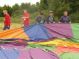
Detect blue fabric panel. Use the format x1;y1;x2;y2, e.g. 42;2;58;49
0;48;19;59
24;24;53;41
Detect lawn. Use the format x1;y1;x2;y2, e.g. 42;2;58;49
0;23;22;32
0;16;35;32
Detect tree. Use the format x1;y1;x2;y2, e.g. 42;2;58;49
69;0;79;13
40;0;48;10
12;4;20;11
47;0;70;18
0;7;3;17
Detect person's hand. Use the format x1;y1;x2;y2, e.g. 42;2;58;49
22;17;29;19
69;21;71;23
22;17;25;19
53;22;55;23
58;22;61;23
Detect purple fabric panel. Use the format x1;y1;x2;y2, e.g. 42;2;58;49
45;23;73;38
29;48;58;59
18;50;31;59
18;48;59;59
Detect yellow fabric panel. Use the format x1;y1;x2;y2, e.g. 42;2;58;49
11;28;29;40
28;39;79;48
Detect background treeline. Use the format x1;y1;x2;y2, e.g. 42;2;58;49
39;0;79;23
0;3;38;23
0;0;79;23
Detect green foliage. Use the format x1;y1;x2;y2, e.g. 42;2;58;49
70;12;79;23
69;0;79;13
0;1;79;23
40;0;48;10
39;0;79;22
0;3;38;17
60;52;79;59
0;7;3;17
3;5;13;16
12;4;20;12
0;17;3;22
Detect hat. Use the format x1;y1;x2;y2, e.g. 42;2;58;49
49;11;53;13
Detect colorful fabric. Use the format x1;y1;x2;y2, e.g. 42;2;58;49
0;28;29;40
0;23;79;59
0;23;79;41
24;24;53;41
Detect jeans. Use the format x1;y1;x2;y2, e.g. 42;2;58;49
3;26;10;30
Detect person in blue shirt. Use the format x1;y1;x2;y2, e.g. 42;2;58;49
36;12;45;24
59;11;71;23
46;11;55;24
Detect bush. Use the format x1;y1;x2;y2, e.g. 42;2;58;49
0;17;3;23
70;12;79;23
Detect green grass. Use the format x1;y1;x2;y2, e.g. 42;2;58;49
0;16;36;24
0;16;35;32
60;52;79;59
0;23;22;32
0;17;23;23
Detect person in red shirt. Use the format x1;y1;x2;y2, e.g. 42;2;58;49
3;10;11;30
22;10;30;27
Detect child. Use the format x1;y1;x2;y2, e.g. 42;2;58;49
46;11;55;24
36;12;45;24
3;10;11;30
22;10;30;27
59;11;71;23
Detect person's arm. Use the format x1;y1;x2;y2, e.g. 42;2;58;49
52;18;55;23
3;18;5;21
23;16;29;18
59;16;62;23
68;16;71;23
22;14;30;20
35;16;38;21
35;16;39;23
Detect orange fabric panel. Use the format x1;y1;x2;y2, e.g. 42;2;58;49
0;28;29;40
